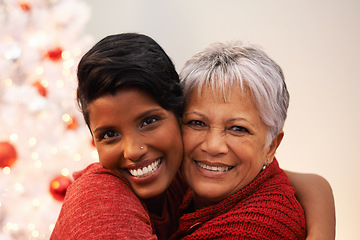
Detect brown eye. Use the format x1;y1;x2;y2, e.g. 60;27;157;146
100;131;119;140
189;120;205;127
185;120;207;131
230;126;249;134
140;117;159;128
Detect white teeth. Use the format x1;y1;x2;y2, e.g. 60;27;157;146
129;159;161;178
196;161;231;172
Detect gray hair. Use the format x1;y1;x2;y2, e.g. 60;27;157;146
180;41;290;146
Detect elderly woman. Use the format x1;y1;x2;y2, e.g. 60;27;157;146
171;42;308;239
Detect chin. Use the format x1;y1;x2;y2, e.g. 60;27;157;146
136;188;162;199
192;183;227;204
144;179;171;199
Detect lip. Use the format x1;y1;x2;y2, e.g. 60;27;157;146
193;160;234;178
125;158;163;184
126;157;161;170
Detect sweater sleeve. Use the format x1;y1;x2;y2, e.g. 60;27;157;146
50;163;157;240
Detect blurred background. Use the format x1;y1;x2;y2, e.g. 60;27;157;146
0;0;359;239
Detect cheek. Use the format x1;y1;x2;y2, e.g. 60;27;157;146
153;123;183;157
230;140;265;166
97;146;121;169
181;128;202;154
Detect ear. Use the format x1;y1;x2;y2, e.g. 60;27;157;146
265;131;284;164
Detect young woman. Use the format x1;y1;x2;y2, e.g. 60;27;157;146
51;33;335;239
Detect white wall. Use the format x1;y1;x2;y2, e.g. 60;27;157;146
83;1;360;239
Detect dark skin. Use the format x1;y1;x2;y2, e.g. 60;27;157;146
287;171;336;240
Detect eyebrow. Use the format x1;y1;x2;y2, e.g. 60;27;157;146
93;125;113;135
228;117;256;127
184;111;255;127
93;107;165;134
228;117;247;122
135;108;164;121
183;111;209;121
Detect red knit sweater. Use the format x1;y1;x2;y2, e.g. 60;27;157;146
167;159;307;240
51;160;306;239
50;163;157;240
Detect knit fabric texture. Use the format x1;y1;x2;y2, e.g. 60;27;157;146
168;158;307;240
50;163;157;240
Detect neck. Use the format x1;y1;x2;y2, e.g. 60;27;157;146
143;193;165;216
192;194;216;211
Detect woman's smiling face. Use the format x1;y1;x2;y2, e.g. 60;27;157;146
88;87;183;199
181;85;279;209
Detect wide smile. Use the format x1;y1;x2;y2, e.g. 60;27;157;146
195;160;234;172
128;159;162;178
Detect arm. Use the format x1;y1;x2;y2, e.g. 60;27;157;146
285;171;336;240
51;163;157;240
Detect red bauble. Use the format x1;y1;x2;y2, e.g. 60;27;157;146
0;141;17;168
20;2;31;11
66;116;78;130
49;175;73;201
46;47;63;61
32;81;47;97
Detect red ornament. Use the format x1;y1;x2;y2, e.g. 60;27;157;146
0;141;17;168
20;1;31;11
66;116;78;130
49;175;73;201
32;81;47;97
46;47;63;61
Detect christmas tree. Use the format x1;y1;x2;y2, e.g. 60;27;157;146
0;0;97;239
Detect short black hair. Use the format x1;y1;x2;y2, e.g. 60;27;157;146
77;33;183;126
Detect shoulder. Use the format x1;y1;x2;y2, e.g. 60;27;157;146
51;163;156;240
256;161;305;216
64;162;144;214
68;162;133;197
224;165;306;239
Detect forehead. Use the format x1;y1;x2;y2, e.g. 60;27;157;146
90;87;156;107
186;83;253;107
185;84;262;120
87;88;162;123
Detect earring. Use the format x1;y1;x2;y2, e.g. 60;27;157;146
140;146;144;150
262;159;269;170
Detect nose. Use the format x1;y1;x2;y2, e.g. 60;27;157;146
200;128;228;156
123;136;146;162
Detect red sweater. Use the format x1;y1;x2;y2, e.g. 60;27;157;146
167;159;307;240
50;163;157;240
51;160;306;239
